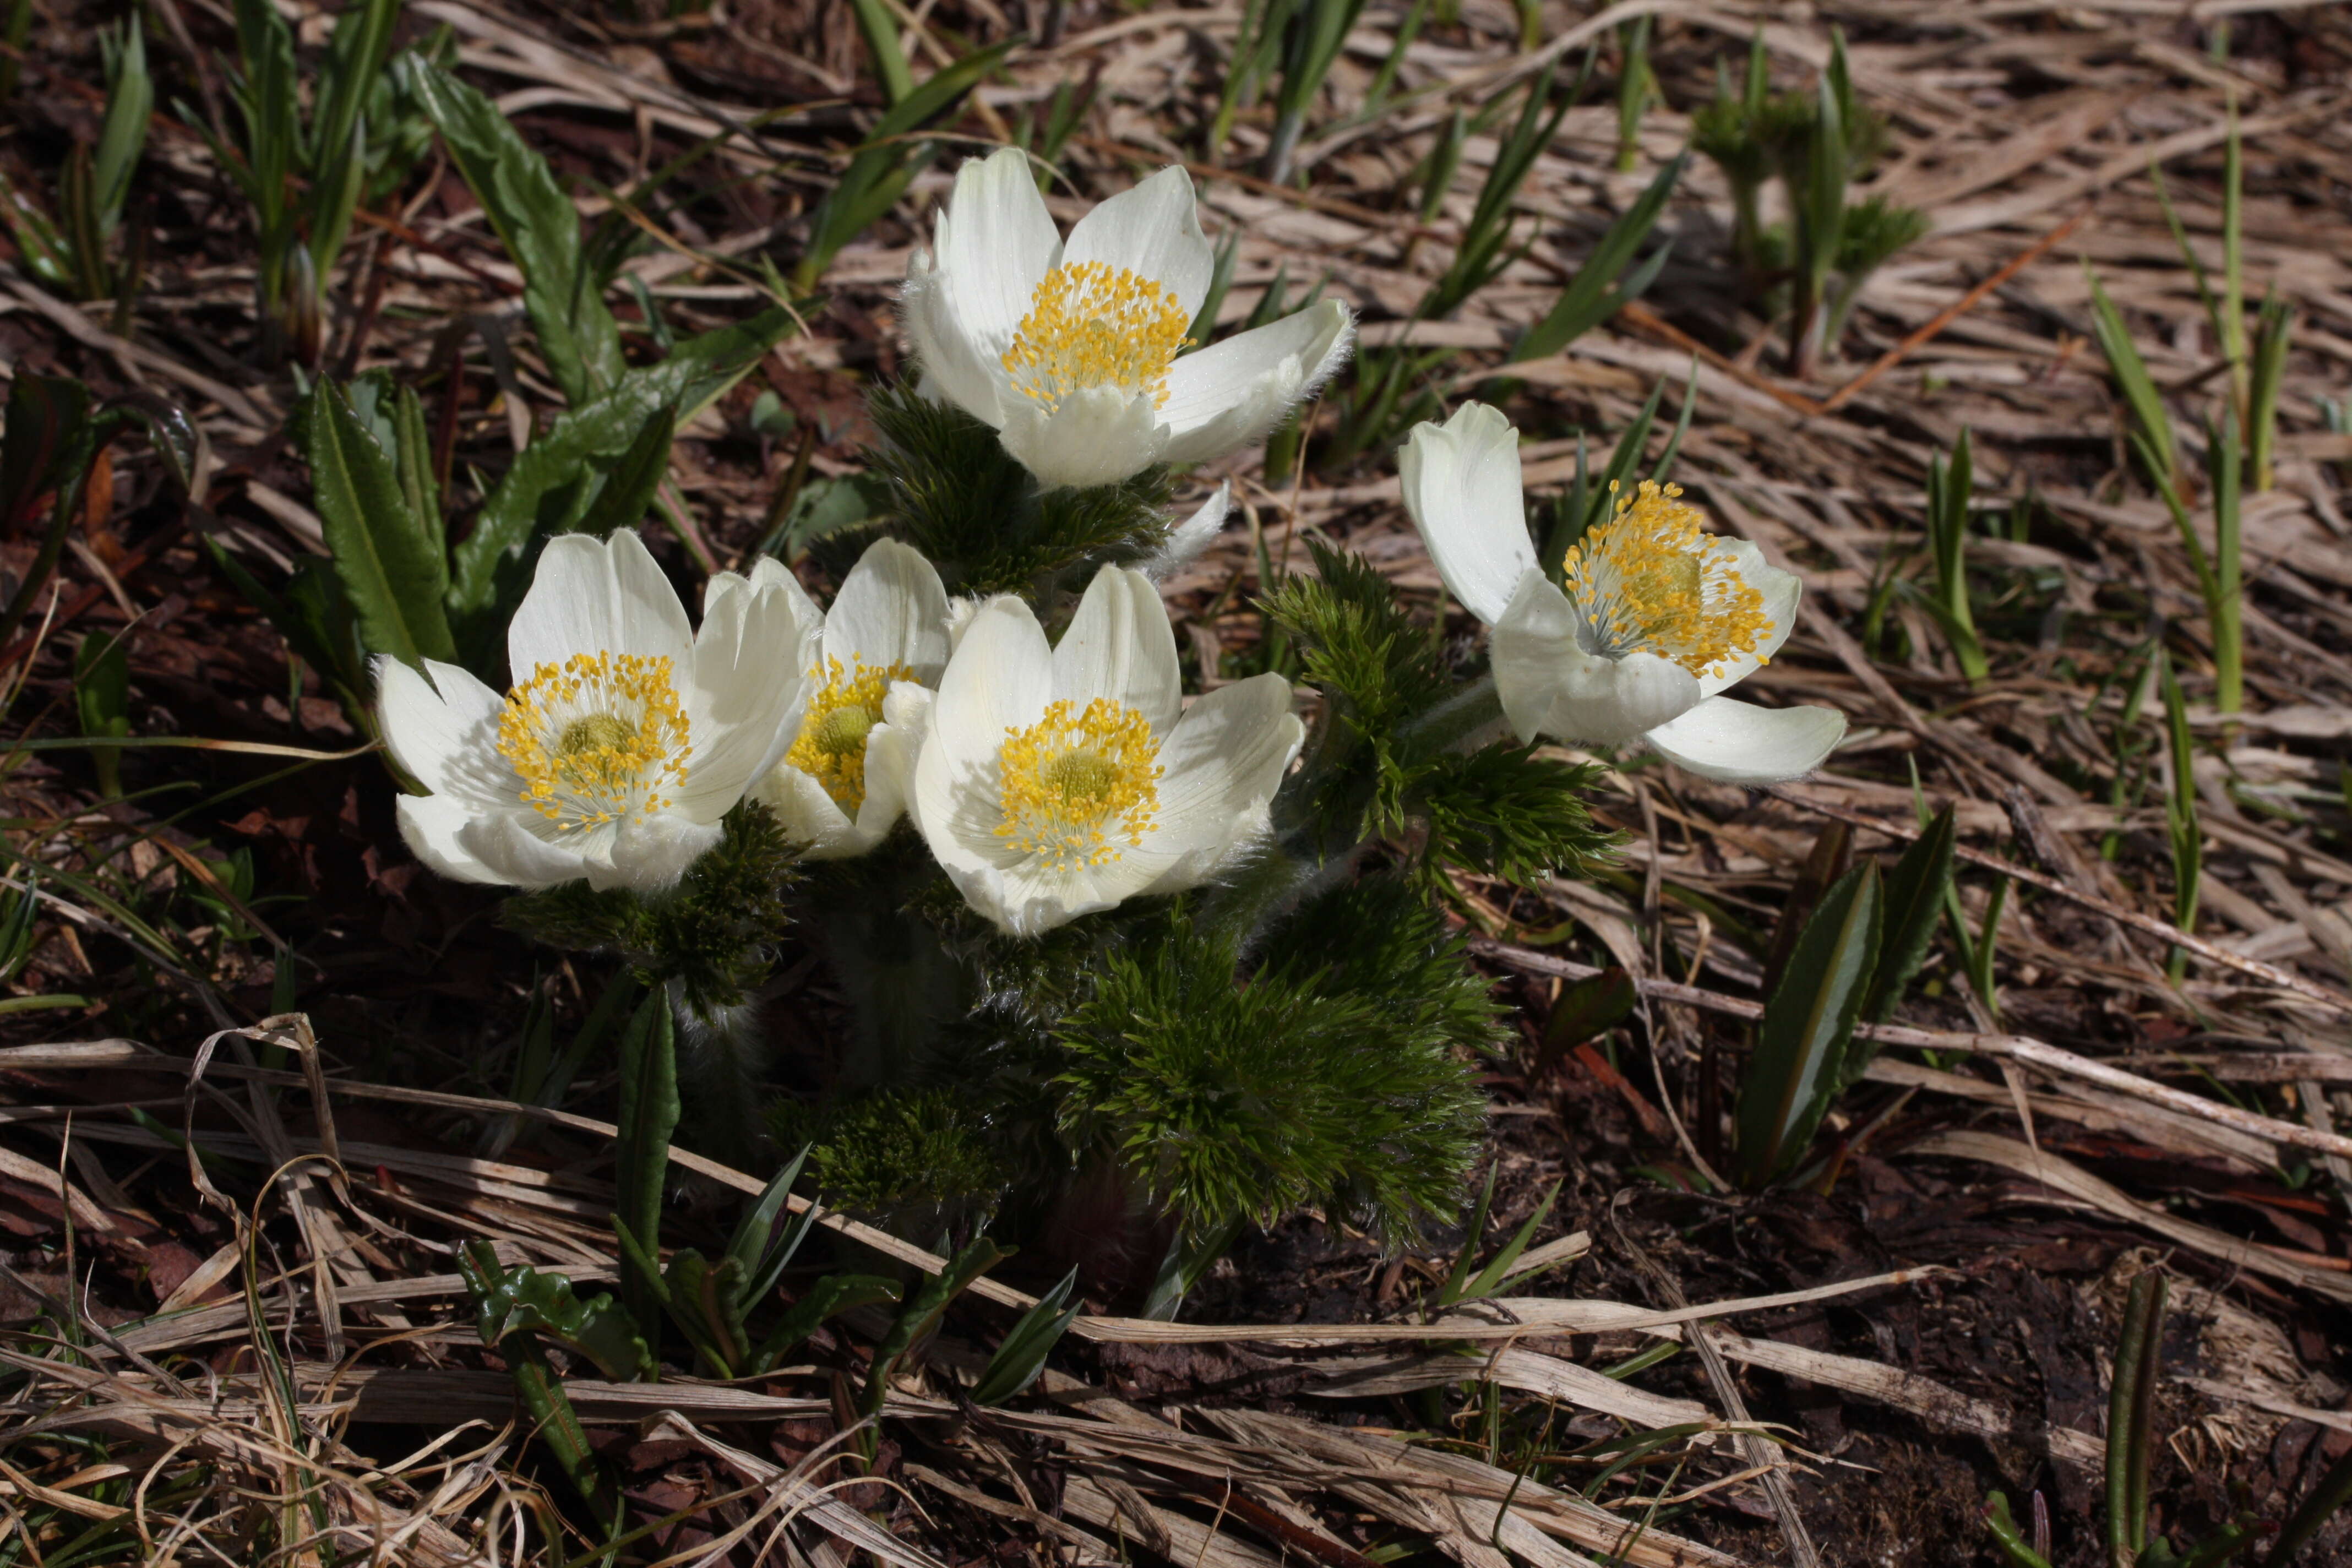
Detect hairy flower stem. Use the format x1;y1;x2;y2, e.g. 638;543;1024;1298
1396;673;1509;754
671;990;770;1166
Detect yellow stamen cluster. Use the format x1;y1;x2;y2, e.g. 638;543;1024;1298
497;651;692;828
787;656;914;813
1001;262;1193;413
1561;481;1774;680
995;697;1163;870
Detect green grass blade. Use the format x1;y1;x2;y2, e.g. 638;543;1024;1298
1511;151;1684;363
850;0;914;105
92;19;152;236
2084;265;2175;487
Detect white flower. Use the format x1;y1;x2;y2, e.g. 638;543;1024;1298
727;538;952;859
903;146;1355;489
1398;402;1845;784
379;530;809;891
907;564;1304;936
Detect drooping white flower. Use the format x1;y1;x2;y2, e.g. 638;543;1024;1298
379;529;807;892
903;146;1355;489
1398;402;1845;784
907;564;1303;936
724;538;952;859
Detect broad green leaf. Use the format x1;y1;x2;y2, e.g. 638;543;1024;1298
305;379;456;668
457;1240;655;1382
447;307;797;668
1541;966;1637;1057
572;405;675;540
402;57;625;406
0;374;91;532
1733;860;1881;1189
1856;804;1956;1036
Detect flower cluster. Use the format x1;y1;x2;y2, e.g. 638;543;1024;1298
382;156;1841;944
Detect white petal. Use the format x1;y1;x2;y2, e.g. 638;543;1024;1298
930;146;1060;371
1158;301;1354;465
927;595;1054;769
376;655;506;803
604;812;723;891
1052;566;1182;732
1145;483;1230;581
676;574;813;822
1646;697;1847;784
1491;572;1698;745
997;386;1169;488
754;763;867;859
397;794;503;884
457;812;600;889
1696;538;1804;698
848;680;934;848
1397;401;1536;627
709;555;823;640
903;251;1008;428
508;529;692;682
823;538;952;682
1060;165;1212;317
1142;673;1303;890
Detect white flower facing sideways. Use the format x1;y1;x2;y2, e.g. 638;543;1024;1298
903;146;1355;489
722;538;952;859
908;564;1304;937
378;529;807;891
1398;402;1845;784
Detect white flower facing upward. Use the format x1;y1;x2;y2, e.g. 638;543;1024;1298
908;565;1304;936
379;529;805;892
726;538;952;859
903;146;1355;489
1398;402;1845;784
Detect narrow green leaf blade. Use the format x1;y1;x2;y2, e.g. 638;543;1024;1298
1857;804;1957;1035
1733;861;1881;1188
305;379;456;669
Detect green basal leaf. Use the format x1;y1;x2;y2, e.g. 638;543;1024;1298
1733;860;1881;1188
401;57;626;406
447;308;796;667
970;1267;1080;1406
1856;805;1955;1037
456;1239;655;1382
304;378;456;669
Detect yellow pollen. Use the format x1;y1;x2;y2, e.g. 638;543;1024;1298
1000;261;1194;413
787;656;913;813
497;651;692;829
1559;481;1774;680
995;698;1162;871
